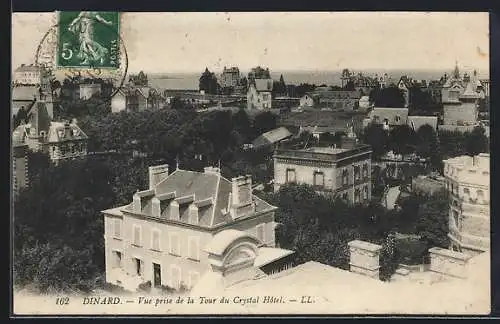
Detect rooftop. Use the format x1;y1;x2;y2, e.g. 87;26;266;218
274;144;372;163
117;168;277;229
252;127;292;148
14;64;41;73
305;147;348;154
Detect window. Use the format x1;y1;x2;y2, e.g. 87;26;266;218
363;186;369;200
188;271;200;288
112;251;122;268
169;265;181;288
342;169;349;186
354;189;361;203
395;115;401;123
187;236;200;261
134;257;143;276
342;192;348;201
169;232;180;256
354;166;360;181
362;164;369;178
133;225;142;246
453;211;459;229
313;171;325;187
113;218;121;238
477;190;484;202
256;223;265;243
151;229;161;251
286;169;296;183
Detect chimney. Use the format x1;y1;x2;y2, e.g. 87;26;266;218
148;164;169;190
231;175;253;207
348;240;382;279
204;166;221;175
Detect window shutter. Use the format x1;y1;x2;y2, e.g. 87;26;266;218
133;226;141;246
256;224;265;242
152;230;160;250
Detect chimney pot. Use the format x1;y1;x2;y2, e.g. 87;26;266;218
149;164;169;190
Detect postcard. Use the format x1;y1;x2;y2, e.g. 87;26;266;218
11;11;490;316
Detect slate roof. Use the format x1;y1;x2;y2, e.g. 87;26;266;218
369;107;409;126
121;169;276;229
407;115;438;131
460;82;480;99
306;90;361;100
252;127;292;148
14;64;41;73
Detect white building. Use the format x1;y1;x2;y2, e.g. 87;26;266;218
79;83;102;100
13;64;44;85
443;153;490;256
247;79;273;110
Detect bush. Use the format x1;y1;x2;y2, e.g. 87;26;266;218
138;281;152;293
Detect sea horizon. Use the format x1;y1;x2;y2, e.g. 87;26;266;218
140;68;489;91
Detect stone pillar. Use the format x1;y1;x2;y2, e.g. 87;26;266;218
429;247;471;279
348;240;382;279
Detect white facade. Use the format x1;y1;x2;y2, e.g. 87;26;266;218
80;83;102;100
443;153;490;256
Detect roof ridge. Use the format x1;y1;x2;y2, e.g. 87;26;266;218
209;173;222;227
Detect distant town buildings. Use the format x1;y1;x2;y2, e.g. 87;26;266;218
363;107;409;131
12;102;88;165
79;82;102;100
247;79;273;110
443;153;490;256
299;90;361;111
441;63;484;127
248;66;271;83
129;71;149;87
12;64;54;118
102;165;289;291
13;64;50;87
273;131;372;204
219;66;240;89
111;86;165;113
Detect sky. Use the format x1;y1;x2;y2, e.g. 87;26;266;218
12;12;489;74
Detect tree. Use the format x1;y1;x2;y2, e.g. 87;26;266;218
295;83;316;97
388;124;416;156
415;124;442;171
465;126;489;156
379;233;398;281
409;86;436;113
370;86;406;107
362;122;389;159
13;106;28;128
199;68;219;95
344;80;355;91
233;109;252;143
252;111;277;138
415;190;449;249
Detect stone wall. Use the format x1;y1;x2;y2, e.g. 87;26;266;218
348;240;382;279
429;247;471;279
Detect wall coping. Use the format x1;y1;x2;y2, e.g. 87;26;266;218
348;240;382;252
429;247;471;262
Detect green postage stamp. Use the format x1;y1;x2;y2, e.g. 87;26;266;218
57;12;120;69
